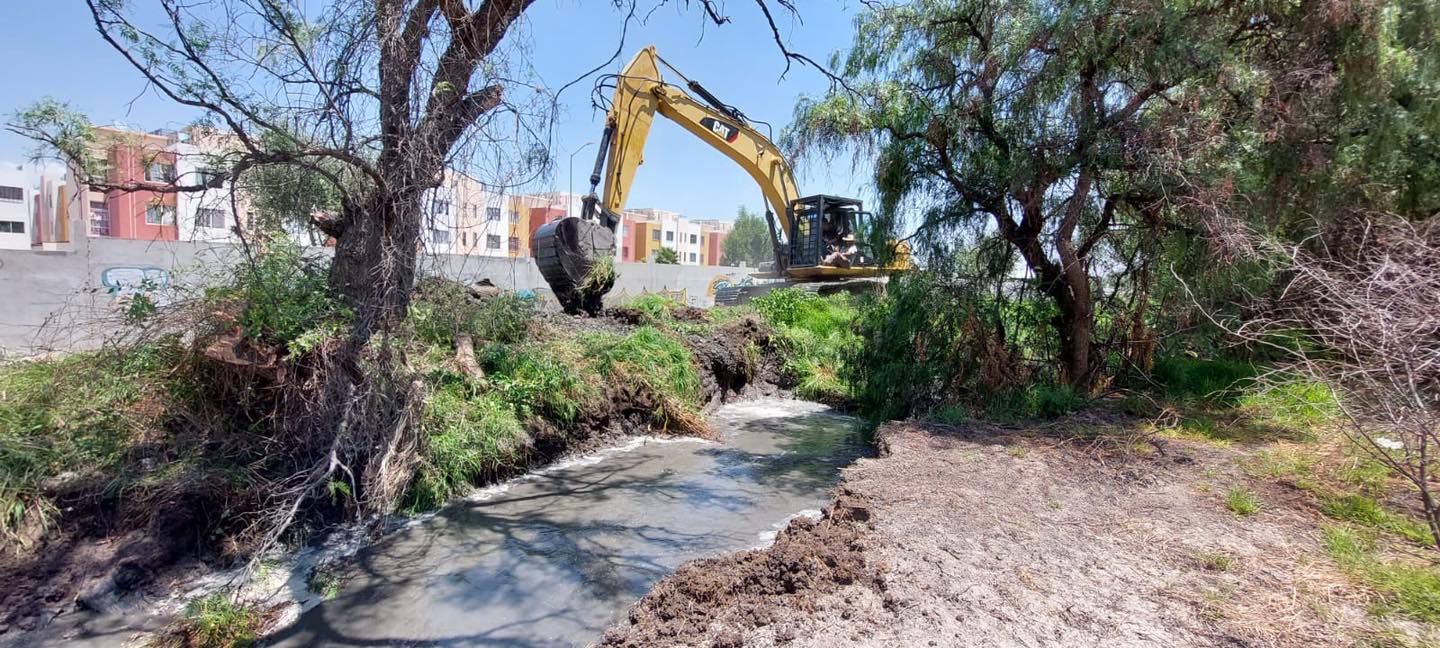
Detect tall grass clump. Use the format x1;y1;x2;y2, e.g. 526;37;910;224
752;288;857;403
406;383;526;511
582;326;704;433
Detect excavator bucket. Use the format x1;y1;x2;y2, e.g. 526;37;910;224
531;215;616;315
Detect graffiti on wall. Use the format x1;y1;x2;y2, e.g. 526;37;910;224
706;273;754;298
100;266;172;315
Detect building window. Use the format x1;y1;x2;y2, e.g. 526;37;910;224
195;207;225;229
508;236;519;253
651;229;661;241
689;252;697;263
434;200;450;215
665;231;674;242
90;201;111;236
0;221;24;234
0;186;22;202
509;210;520;223
197;168;223;188
145;204;176;225
486;207;501;221
690;234;698;244
432;228;450;245
145;162;175;183
486;234;501;250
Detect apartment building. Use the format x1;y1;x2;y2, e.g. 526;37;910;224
0;164;32;250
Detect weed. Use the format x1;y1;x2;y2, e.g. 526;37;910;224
1196;552;1238;572
209;236;344;346
583;327;699;401
0;340;187;537
175;593;263;648
1225;487;1262;516
1245;447;1318;481
930;404;969;425
1151;357;1257;404
625;293;681;321
752;289;858;404
1007;446;1029;458
1239;380;1339;431
410;278;533;346
308;565;344;601
983;385;1085;420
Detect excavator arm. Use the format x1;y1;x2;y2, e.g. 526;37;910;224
594;46;799;238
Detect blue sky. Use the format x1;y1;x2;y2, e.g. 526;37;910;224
0;0;873;222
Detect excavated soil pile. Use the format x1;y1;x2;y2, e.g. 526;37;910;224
599;490;881;648
602;420;1393;648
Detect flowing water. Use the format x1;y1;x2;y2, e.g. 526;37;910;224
267;398;868;647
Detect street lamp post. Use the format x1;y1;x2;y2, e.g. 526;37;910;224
568;141;594;218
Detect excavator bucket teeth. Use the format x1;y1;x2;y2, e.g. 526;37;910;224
531;216;616;314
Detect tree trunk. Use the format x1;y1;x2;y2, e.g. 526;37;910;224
330;190;423;341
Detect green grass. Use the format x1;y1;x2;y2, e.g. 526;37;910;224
410;278;533;346
1196;551;1238;572
1244;447;1318;483
982;384;1086;421
177;593;263;648
1239;380;1339;431
405;386;526;511
307;566;343;601
751;289;858;404
0;340;189;537
929;404;969;425
1225;487;1262;516
624;293;682;321
582;326;700;401
1321;494;1435;547
1322;524;1440;622
1152;357;1258;404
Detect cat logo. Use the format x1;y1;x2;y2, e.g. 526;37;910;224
700;117;740;143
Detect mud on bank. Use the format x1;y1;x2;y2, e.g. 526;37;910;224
601;419;1436;647
0;299;787;640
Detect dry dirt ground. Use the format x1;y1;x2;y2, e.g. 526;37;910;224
600;419;1437;648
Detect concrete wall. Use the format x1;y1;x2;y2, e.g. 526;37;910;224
0;236;759;355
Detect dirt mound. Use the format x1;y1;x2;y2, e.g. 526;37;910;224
686;315;779;405
599;491;882;647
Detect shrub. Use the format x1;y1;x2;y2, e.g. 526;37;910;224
208;236;343;346
410;278;532;346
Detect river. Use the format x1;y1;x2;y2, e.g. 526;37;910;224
12;398;867;648
266;398;867;647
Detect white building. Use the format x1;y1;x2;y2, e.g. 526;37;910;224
0;163;33;250
170;131;240;243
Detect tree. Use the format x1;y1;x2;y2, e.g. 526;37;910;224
788;0;1277;390
7;0;810;551
722;205;771;267
652;246;680;264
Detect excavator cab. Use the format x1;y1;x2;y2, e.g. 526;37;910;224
786;195;867;269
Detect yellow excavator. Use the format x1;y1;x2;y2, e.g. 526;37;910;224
532;46;910;314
